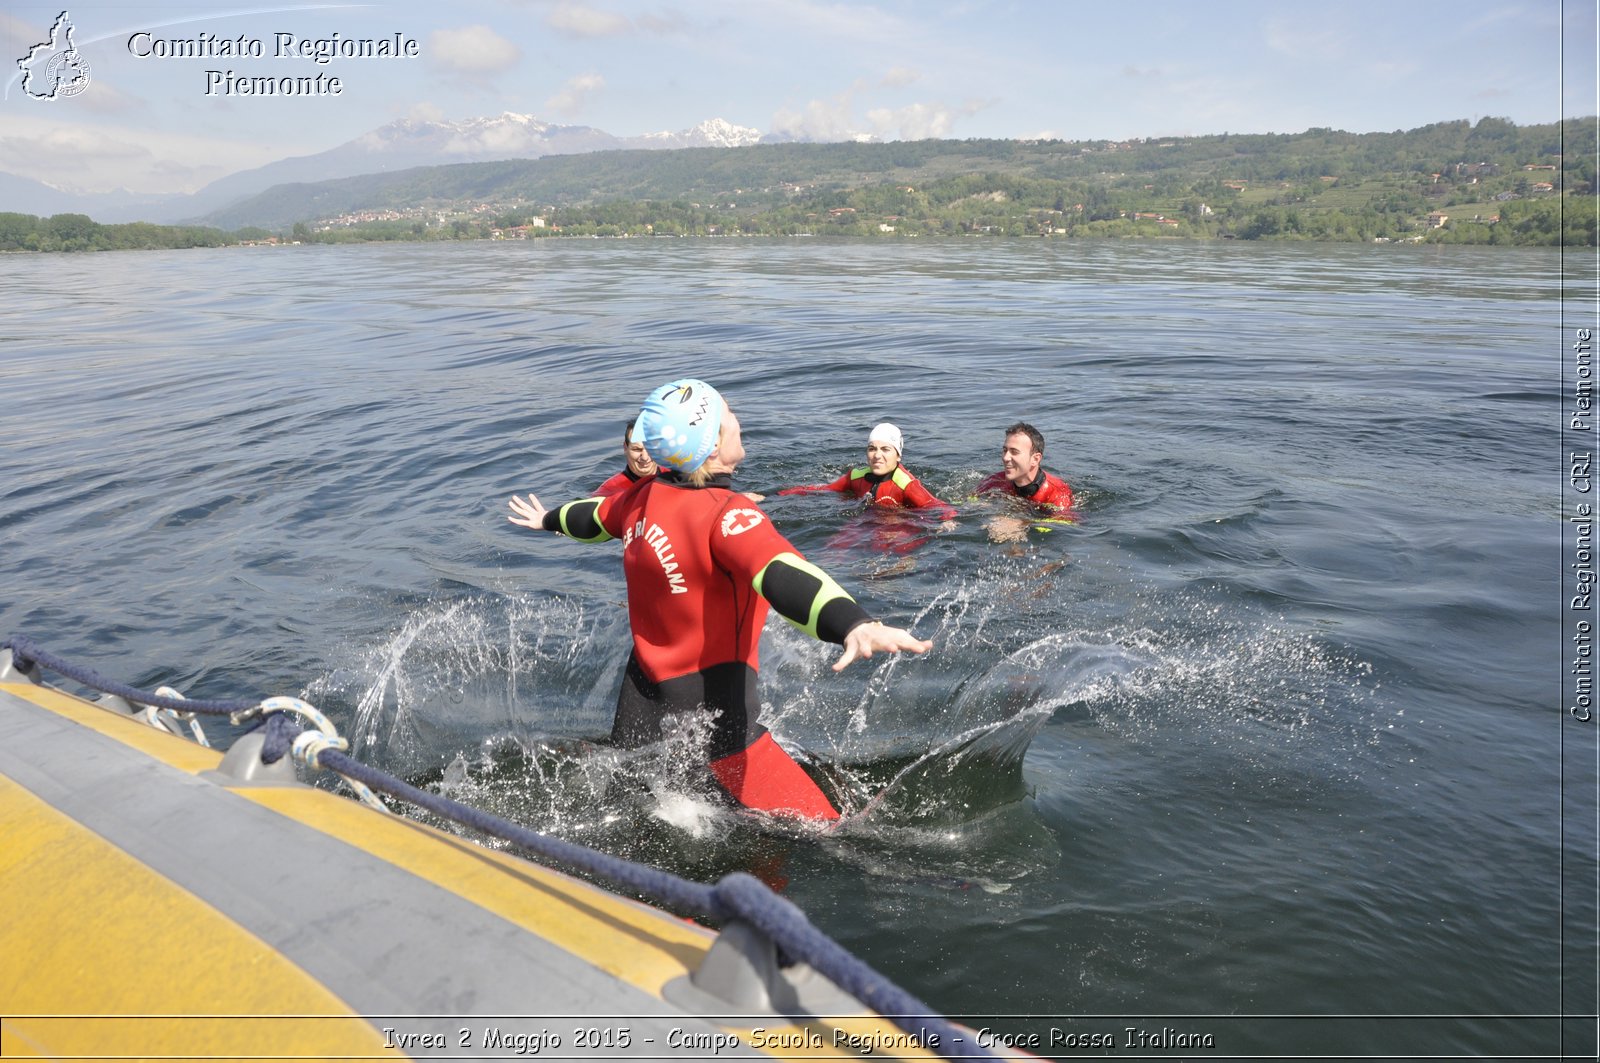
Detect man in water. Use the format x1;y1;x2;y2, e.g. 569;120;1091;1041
507;379;931;820
977;422;1074;542
594;417;657;496
778;422;958;527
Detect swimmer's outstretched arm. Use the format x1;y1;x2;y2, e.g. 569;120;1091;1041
831;620;933;673
509;492;613;543
750;551;932;673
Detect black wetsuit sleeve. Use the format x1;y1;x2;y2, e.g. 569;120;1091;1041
754;552;872;644
543;498;612;542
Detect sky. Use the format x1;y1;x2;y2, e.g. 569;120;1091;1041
0;0;1595;196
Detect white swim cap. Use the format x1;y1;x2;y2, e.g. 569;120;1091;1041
868;422;903;457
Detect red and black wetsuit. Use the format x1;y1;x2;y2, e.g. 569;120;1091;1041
543;472;872;819
977;469;1074;513
779;465;957;521
594;467;653;496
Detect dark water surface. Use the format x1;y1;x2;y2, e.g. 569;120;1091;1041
2;238;1593;1058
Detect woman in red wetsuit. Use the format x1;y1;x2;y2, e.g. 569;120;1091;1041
780;423;957;558
508;380;931;820
779;422;957;522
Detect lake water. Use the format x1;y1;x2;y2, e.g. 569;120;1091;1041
1;237;1593;1059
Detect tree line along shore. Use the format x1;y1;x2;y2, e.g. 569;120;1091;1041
5;117;1595;251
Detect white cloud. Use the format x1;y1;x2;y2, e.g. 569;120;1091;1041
750;0;907;40
545;73;606;117
546;3;633;38
0;115;282;194
443;123;540;156
772;74;992;142
865;102;954;140
1263;17;1350;62
770;90;865;141
406;101;447;123
70;78;139;116
428;25;522;76
865;95;994;140
635;9;690;35
881;66;921;87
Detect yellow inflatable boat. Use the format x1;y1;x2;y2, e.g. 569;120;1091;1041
0;644;1028;1061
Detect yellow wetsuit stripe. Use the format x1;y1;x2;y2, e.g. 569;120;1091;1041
556;496;614;542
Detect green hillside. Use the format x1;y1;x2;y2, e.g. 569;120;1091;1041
4;117;1593;251
202;117;1596;246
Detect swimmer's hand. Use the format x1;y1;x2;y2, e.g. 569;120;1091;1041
507;493;549;531
985;515;1028;543
833;620;932;672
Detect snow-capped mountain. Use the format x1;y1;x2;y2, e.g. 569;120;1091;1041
186;113;768;218
188;113;623;213
352;112;764;157
348;111;643;164
2;113;812;223
637;118;765;149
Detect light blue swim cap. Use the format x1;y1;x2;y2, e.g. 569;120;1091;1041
630;378;724;473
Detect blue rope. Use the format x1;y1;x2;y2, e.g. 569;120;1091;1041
318;750;993;1059
317;748;724;918
707;872;982;1053
2;633;999;1062
2;635;255;716
254;711;302;764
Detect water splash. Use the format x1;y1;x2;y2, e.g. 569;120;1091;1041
299;554;1386;882
303;592;629;774
1084;608;1390;786
410;730;758;868
349;597;467;756
757;556;1155;762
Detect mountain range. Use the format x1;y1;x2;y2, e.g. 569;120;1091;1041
0;113;779;225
